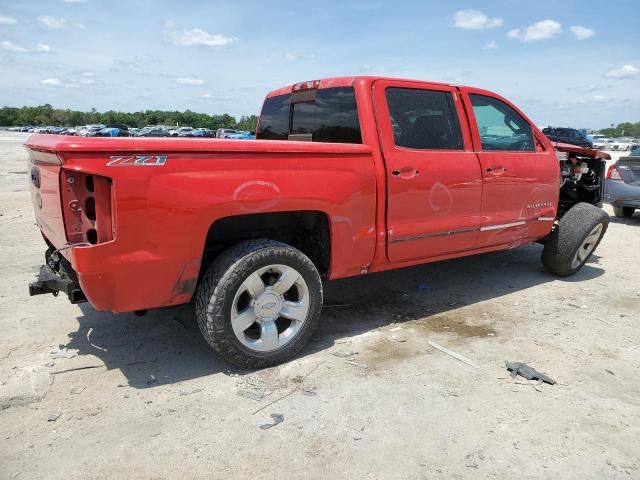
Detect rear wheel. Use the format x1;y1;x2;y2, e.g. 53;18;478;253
542;203;609;277
195;239;323;368
613;206;635;218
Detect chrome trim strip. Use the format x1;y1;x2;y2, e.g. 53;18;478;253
480;221;526;231
537;216;555;221
390;227;479;244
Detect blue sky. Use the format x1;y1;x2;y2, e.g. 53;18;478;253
0;0;638;128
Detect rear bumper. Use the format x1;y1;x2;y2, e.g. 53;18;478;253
604;180;640;207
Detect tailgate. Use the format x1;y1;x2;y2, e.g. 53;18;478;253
617;156;640;185
27;148;68;250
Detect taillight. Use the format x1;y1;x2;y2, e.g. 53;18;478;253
60;170;114;245
292;80;320;91
607;165;623;181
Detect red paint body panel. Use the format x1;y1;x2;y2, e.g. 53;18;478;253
25;76;578;313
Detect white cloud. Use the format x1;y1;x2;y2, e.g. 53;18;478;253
483;40;497;50
42;78;63;86
176;77;205;86
508;19;561;41
82;71;95;76
164;18;175;29
63;0;89;3
453;10;503;30
202;93;212;99
41;78;80;88
570;26;595;40
285;52;296;60
0;14;17;25
80;78;94;85
37;16;66;29
74;22;87;29
1;41;30;53
604;64;639;79
1;41;53;53
170;28;234;47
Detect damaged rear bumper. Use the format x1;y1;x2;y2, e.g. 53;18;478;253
29;262;87;305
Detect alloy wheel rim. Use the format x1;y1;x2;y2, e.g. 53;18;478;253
571;223;603;269
230;264;310;352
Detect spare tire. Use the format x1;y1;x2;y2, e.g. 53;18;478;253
542;203;609;277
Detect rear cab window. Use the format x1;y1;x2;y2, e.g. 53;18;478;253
469;94;534;151
256;87;362;144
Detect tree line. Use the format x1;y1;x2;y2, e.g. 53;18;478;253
599;122;640;138
0;104;259;131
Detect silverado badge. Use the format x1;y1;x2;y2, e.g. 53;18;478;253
107;155;168;166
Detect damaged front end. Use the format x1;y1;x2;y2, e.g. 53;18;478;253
29;246;87;304
555;143;609;218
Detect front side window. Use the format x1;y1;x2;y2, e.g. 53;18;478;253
469;94;534;151
385;88;463;150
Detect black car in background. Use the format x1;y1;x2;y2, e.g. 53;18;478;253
542;127;593;148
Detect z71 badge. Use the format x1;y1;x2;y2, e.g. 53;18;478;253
107;155;168;166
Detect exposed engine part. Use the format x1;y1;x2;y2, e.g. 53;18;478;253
558;155;605;218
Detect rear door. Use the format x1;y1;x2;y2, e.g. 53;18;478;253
460;88;558;247
373;79;483;262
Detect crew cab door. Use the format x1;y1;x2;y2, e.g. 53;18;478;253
460;87;558;247
373;80;483;263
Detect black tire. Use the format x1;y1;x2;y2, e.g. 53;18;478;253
613;206;635;218
195;239;323;368
542;203;609;277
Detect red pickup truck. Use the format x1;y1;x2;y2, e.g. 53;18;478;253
26;76;610;367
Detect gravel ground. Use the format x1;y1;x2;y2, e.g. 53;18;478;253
1;131;638;480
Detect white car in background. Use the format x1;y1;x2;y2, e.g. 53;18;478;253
593;137;613;149
612;138;634;151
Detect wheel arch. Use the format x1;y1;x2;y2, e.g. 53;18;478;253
200;210;332;279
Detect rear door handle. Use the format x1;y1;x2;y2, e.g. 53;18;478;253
392;168;420;178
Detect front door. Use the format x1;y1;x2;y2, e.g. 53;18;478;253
373;80;483;263
460;88;558;247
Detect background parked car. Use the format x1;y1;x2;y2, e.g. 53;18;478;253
216;128;238;138
135;127;171;137
94;126;130;137
542;127;593;148
227;131;256;139
605;149;640;218
611;138;635;151
593;137;613;149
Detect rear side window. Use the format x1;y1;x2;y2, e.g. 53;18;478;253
256;87;362;144
385;88;463;150
469;94;534;151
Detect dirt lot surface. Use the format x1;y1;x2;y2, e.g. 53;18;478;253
1;131;638;479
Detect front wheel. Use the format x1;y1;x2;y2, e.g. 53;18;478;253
195;239;323;368
541;203;609;277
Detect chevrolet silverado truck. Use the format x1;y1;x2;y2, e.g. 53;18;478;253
26;76;610;367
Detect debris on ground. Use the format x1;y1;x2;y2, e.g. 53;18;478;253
50;346;77;359
428;341;479;368
47;413;61;422
344;359;368;369
259;413;284;430
331;351;358;358
505;362;556;385
605;369;615;376
51;365;104;375
86;327;108;352
252;363;323;415
70;386;86;395
237;389;264;401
